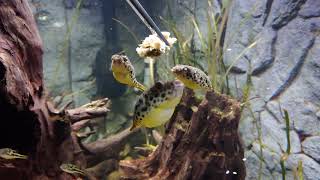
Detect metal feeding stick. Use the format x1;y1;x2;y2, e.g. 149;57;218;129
126;0;170;46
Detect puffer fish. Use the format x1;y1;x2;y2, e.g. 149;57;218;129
111;54;146;91
0;148;28;160
171;65;212;90
60;163;87;176
130;80;184;131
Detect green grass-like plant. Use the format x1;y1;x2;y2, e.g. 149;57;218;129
280;109;292;180
50;0;83;90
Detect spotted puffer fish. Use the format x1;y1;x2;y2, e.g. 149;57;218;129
171;65;212;90
60;163;87;176
130;80;184;131
0;148;28;160
111;54;146;91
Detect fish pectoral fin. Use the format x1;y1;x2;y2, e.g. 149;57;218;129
130;122;140;131
134;81;146;92
10;152;28;159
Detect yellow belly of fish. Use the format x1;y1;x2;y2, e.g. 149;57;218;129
113;72;133;86
141;107;175;128
141;98;180;128
176;77;202;90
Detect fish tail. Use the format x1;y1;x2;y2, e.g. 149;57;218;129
130;124;136;131
134;81;146;92
130;121;140;131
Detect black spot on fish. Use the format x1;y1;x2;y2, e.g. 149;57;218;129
141;107;147;112
154;81;163;89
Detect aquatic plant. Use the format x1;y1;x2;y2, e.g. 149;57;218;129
295;160;304;180
113;18;139;44
165;0;262;96
280;109;292;180
49;0;83;96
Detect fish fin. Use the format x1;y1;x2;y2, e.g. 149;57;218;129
130;121;140;131
9;150;28;160
130;123;136;131
134;81;146;92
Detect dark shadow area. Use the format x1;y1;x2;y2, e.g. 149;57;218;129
0;97;40;155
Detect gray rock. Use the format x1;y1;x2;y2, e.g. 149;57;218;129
302;136;320;163
299;0;320;18
269;0;306;29
260;111;301;154
244;150;284;180
223;0;320;179
287;154;320;180
37;0;104;106
64;0;76;9
238;115;258;148
244;150;270;180
37;0;70;96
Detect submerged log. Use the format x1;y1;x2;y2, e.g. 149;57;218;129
120;89;246;180
84;128;139;159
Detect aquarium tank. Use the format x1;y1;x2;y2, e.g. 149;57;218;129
0;0;319;179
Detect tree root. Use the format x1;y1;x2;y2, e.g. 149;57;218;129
120;89;246;180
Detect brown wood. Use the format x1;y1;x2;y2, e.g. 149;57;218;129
120;89;246;180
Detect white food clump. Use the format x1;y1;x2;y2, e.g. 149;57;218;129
136;31;177;58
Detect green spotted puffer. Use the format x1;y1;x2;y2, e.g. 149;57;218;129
111;54;146;91
171;65;212;90
130;80;184;131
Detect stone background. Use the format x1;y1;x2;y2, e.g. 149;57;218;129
28;0;319;179
224;0;320;179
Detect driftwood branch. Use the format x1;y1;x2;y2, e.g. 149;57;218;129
152;130;163;144
83;128;139;156
71;119;91;131
47;98;110;124
66;98;110;123
120;89;246;180
86;159;118;180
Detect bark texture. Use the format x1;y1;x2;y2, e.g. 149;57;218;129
120;89;246;180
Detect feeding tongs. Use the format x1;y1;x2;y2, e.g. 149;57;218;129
126;0;170;46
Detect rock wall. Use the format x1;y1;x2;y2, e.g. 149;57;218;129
29;0;104;107
224;0;320;179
